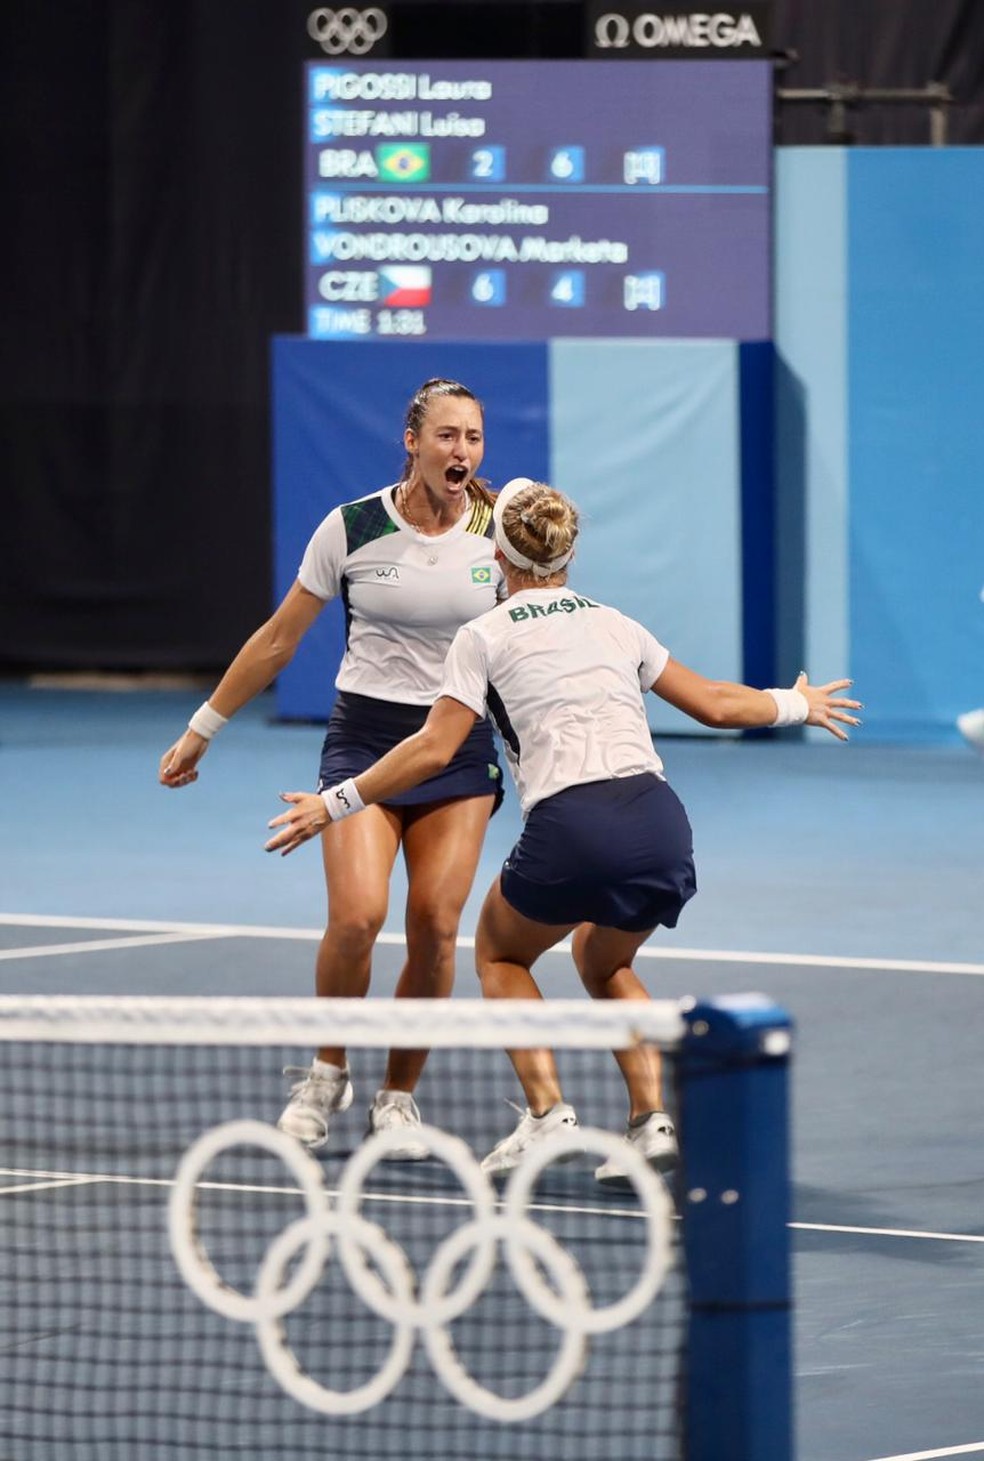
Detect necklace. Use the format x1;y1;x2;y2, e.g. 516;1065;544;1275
399;481;466;563
399;481;424;533
400;482;439;564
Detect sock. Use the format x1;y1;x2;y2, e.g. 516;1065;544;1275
312;1057;345;1078
629;1109;669;1129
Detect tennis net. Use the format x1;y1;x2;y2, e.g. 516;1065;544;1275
0;994;792;1461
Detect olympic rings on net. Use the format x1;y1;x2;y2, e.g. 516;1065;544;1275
504;1127;675;1335
168;1118;674;1421
419;1212;590;1421
169;1118;328;1324
307;7;388;56
256;1208;416;1415
334;1124;497;1326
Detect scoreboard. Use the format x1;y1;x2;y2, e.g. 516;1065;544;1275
304;60;772;341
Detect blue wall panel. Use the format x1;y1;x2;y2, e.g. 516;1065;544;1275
739;341;776;692
774;147;984;742
549;340;746;736
848;149;984;741
271;339;549;721
773;148;849;705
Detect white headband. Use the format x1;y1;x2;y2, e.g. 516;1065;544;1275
492;478;575;579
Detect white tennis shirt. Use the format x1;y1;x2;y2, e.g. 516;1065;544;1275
439;586;670;816
298;486;500;705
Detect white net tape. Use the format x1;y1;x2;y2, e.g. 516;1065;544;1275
0;995;687;1050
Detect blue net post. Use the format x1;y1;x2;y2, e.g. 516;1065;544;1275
677;995;794;1461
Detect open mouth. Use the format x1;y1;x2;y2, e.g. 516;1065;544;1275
446;465;468;485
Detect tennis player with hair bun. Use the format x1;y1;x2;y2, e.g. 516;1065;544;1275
161;378;505;1160
267;478;862;1183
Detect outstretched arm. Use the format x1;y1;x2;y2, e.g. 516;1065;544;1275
653;660;862;740
159;581;326;788
265;695;479;855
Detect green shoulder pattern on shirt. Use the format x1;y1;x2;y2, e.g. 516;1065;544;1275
341;496;400;554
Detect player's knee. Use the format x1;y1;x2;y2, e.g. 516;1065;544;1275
406;902;460;958
326;905;387;953
476;959;512;999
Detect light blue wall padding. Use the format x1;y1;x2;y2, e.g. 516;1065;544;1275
774;147;984;743
271;339;549;721
848;149;984;741
773;148;848;722
549;340;743;736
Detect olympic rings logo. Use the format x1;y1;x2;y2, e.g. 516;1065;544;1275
307;8;389;55
169;1118;674;1422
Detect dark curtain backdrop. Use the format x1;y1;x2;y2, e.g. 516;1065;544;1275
2;0;981;671
1;1;314;670
773;0;984;144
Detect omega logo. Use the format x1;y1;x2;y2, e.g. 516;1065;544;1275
593;11;763;50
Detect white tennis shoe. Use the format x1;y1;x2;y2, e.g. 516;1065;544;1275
277;1058;353;1150
367;1089;430;1161
957;707;984;752
480;1101;581;1177
595;1111;679;1185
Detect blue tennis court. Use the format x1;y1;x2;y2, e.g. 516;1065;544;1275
2;682;983;1461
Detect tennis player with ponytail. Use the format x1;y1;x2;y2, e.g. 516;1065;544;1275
160;379;504;1159
266;478;861;1182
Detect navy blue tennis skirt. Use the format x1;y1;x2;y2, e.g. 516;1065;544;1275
500;772;696;932
318;691;504;813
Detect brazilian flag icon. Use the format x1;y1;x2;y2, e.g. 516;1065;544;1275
377;144;431;183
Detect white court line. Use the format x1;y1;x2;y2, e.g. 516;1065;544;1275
0;1167;646;1222
791;1222;984;1244
0;932;231;962
2;912;982;977
0;1175;101;1196
869;1444;984;1460
3;1167;983;1241
637;947;984;978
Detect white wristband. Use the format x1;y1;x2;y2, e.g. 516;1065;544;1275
766;687;810;728
321;778;366;821
188;701;229;741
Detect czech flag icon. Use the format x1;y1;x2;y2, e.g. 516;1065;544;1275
379;266;432;307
